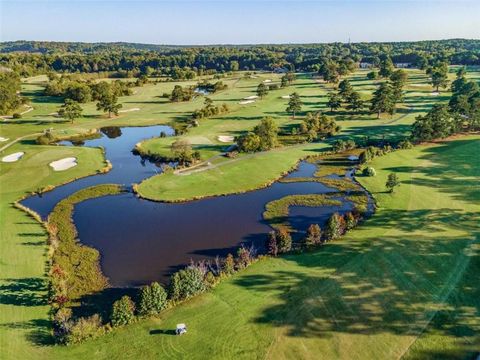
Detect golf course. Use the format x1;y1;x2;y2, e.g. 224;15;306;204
0;38;479;359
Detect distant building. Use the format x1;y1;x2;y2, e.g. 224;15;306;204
394;63;411;68
359;62;373;69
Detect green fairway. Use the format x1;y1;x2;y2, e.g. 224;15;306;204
0;143;106;360
41;135;478;359
135;68;453;201
0;67;479;359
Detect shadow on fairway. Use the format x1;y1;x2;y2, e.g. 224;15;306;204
0;277;48;307
150;329;176;336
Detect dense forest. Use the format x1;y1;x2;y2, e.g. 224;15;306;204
1;39;479;78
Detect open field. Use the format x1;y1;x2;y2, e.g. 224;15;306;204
43;135;479;359
0;67;479;359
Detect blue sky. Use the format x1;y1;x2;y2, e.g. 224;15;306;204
1;1;479;44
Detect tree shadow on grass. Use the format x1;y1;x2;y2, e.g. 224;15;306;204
384;138;480;205
232;205;479;357
1;318;54;346
0;277;48;307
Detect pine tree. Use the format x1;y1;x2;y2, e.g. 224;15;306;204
111;296;135;327
370;82;395;118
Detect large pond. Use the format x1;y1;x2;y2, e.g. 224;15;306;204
23;125;365;287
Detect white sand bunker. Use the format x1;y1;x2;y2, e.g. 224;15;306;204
118;107;140;113
49;157;77;171
2;152;24;162
239;100;255;105
0;137;9;142
263;79;272;83
243;95;259;100
218;135;235;143
281;95;292;99
430;92;440;96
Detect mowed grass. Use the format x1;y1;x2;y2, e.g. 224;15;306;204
136;68;458;201
39;135;478;359
0;68;479;359
0;143;106;360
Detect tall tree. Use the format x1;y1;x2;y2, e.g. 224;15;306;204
58;99;83;124
286;92;302;118
338;79;353;100
370;82;395;118
96;93;122;118
253;117;278;150
411;104;455;141
430;63;449;92
256;83;268;98
171;139;194;165
346;91;364;113
327;92;342;112
379;56;394;78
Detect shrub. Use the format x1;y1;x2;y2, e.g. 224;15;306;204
386;173;400;193
362;167;376;177
12;112;22;119
169;268;206;301
266;231;278;256
138;282;168;316
53;307;73;344
111;295;135;327
276;228;292;253
344;212;358;231
303;224;322;248
225;150;238;158
332;139;356;152
325;213;345;241
203;272;217;288
65;314;104;345
222;254;235;275
236;245;256;269
398;139;413;149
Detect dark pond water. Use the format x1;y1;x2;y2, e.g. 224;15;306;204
22;125;175;217
22;125;367;287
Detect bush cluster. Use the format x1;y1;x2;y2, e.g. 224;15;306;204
45;77;132;103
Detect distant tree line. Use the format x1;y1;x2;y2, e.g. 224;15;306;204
2;39;479;77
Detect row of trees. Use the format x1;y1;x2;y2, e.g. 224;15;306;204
412;68;479;141
266;210;363;256
45;76;132;103
192;97;230;120
2;39;479;78
326;70;408;118
54;244;259;344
